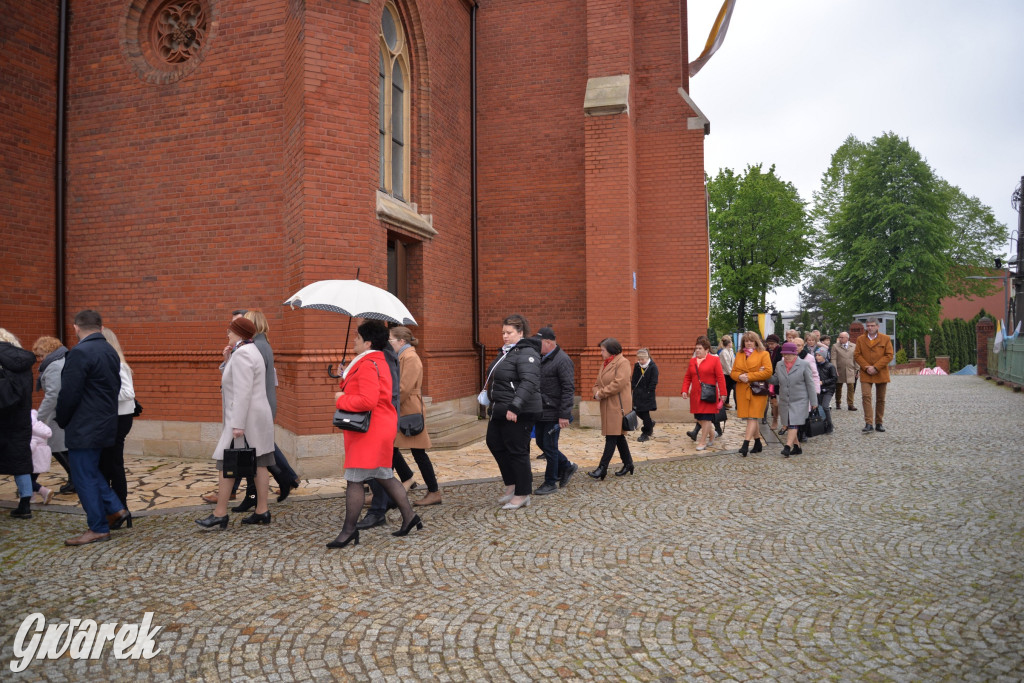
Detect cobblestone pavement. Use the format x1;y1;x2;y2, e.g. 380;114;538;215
1;376;1022;681
0;413;746;513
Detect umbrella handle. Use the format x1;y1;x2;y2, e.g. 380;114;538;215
327;364;341;379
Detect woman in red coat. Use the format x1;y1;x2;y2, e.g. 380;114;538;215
327;321;422;549
680;336;726;451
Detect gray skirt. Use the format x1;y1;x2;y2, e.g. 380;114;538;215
344;466;394;483
216;452;275;471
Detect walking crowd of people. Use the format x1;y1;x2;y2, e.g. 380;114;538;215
2;309;893;547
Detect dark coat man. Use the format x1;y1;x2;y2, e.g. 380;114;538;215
56;332;120;450
55;311;127;545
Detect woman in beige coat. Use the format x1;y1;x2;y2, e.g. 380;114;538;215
389;327;440;506
197;317;275;529
588;338;635;479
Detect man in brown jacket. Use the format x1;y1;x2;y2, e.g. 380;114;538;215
853;320;894;433
831;331;857;410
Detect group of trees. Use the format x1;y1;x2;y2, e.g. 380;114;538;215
707;132;1008;349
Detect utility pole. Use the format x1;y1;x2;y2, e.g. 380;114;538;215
1015;176;1024;329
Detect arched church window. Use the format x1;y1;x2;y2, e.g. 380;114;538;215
379;2;410;201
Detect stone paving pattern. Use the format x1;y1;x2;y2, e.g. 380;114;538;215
1;376;1022;680
1;413;745;513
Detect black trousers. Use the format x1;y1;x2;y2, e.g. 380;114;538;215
636;410;655;435
599;434;632;468
98;414;133;508
486;413;535;496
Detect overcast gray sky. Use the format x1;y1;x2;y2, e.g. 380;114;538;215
687;0;1023;311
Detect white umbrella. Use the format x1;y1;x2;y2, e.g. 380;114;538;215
283;279;417;326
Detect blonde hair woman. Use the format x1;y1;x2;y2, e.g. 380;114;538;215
98;327;136;517
389;326;440;506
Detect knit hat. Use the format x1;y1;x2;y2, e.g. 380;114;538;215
780;342;798;355
229;317;256;340
814;346;829;359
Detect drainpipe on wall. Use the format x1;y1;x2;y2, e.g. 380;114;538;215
55;0;69;344
470;1;486;403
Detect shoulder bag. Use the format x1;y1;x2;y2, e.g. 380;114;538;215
0;364;23;410
332;360;379;433
398;409;425;437
619;394;638;432
223;436;257;478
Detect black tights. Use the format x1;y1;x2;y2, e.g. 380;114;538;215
338;478;414;539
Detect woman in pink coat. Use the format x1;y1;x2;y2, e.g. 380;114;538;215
680;336;726;451
327;321;422;549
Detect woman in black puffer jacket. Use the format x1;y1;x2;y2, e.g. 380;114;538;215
483;314;542;510
1;328;37;519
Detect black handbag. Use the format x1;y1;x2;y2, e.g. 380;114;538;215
222;437;257;478
332;359;379;433
619;395;638;431
333;409;371;432
398;412;424;437
806;408;827;437
132;399;143;417
749;381;769;396
700;382;717;403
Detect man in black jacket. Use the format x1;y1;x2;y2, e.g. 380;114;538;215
532;327;577;495
56;310;128;545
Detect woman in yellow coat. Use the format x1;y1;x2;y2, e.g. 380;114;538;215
730;331;773;456
588;338;635;480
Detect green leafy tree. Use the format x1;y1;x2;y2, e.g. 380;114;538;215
809;135;868;239
940;180;1009;298
708;164;811;331
821;133;953;343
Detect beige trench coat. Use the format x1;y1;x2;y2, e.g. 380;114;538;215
393;346;431;450
212;343;275;460
593;354;633;436
831;341;857;384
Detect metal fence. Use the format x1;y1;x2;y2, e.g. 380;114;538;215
987;337;1024;386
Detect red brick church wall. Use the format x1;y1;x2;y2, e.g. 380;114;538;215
0;5;59;343
3;0;708;440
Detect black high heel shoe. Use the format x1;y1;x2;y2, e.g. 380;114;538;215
241;511;271;525
108;510;133;530
588;465;608;480
196;514;229;529
739;440;750;457
232;494;257;513
614;464;634;477
392;514;423;537
750;439;763;453
326;529;359;548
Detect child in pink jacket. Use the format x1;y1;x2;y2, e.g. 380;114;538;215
30;409;53;504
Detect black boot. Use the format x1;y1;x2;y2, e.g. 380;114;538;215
232;493;257;513
10;497;32;519
751;439;763;453
739;440;749;457
686;425;700;441
615;450;635;476
588;465;608;480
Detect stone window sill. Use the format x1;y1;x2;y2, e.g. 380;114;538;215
376;191;436;240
